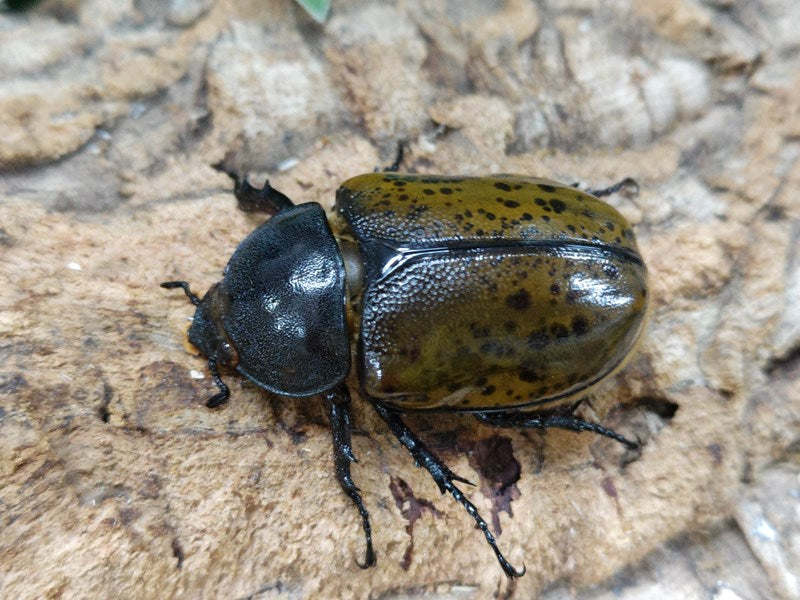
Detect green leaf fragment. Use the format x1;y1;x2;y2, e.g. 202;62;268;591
293;0;331;23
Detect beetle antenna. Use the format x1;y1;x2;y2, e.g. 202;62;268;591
205;358;230;408
373;402;526;578
234;177;295;215
161;281;200;306
325;385;376;568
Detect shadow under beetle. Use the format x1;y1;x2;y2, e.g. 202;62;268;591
162;173;648;577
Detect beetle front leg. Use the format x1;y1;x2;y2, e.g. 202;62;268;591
372;402;526;578
205;358;230;408
324;384;376;569
473;410;639;449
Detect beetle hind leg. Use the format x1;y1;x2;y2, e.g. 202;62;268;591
586;177;639;198
325;385;376;569
474;410;639;449
372;402;525;578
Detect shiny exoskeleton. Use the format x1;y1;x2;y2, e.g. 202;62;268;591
162;173;648;577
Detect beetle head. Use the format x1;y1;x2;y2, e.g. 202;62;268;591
187;282;239;367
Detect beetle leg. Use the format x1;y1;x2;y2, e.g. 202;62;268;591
474;411;639;449
204;358;230;408
324;385;376;569
372;402;526;578
586;177;639;198
382;141;407;173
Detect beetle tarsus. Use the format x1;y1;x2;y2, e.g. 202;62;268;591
383;141;407;173
160;281;200;306
372;402;525;578
205;358;230;408
234;177;295;215
474;411;639;450
325;385;376;569
587;177;639;198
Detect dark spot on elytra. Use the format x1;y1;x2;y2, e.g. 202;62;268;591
475;229;485;236
605;221;616;231
481;385;497;396
572;316;589;335
505;289;531;310
398;193;409;201
494;182;512;191
549;198;567;213
440;187;453;194
480;340;514;358
485;212;496;220
526;329;549;350
464;209;473;218
567;224;576;233
538;183;557;193
550;323;569;338
604;264;620;279
535;198;546;207
519;366;545;382
393;180;407;187
522;213;533;221
541;215;551;222
470;323;491;338
566;290;579;303
423;188;435;195
503;199;520;208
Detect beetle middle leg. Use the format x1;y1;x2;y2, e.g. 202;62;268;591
324;384;376;568
372;402;526;578
473;409;639;449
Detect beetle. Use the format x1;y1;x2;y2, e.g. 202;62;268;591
161;173;648;577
